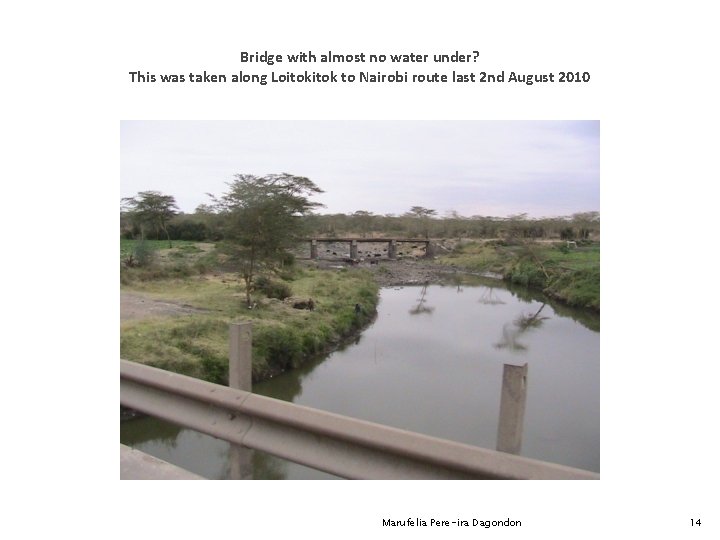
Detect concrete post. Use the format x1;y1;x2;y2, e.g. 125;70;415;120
388;239;397;259
229;322;252;392
496;363;528;455
229;322;253;479
310;239;318;260
350;240;358;259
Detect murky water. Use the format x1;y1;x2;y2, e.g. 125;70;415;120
121;279;599;478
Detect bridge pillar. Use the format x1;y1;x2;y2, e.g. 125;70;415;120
229;322;253;479
496;363;528;455
388;240;397;259
310;239;318;259
350;240;358;259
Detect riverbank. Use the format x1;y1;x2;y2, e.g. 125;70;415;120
120;266;379;383
120;238;598;387
304;237;599;311
434;240;600;311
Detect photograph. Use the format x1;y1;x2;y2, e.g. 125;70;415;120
120;120;600;480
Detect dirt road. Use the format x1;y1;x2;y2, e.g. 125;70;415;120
120;292;207;320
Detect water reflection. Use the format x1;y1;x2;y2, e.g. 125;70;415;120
121;278;600;477
448;274;464;293
121;416;182;448
494;304;549;353
479;287;505;305
408;283;434;315
438;273;599;332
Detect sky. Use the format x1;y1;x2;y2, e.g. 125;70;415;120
120;121;599;218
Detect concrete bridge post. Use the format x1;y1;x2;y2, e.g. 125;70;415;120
229;322;253;479
310;239;318;260
496;363;528;455
350;240;358;259
388;239;397;259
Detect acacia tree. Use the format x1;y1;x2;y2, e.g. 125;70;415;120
121;190;179;246
571;211;600;239
403;206;437;238
213;173;324;306
352;210;375;236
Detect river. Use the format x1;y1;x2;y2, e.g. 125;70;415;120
121;278;600;479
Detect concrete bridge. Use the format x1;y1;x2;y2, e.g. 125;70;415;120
305;238;432;260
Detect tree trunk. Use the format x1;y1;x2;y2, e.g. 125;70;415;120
243;251;256;307
161;221;172;248
244;274;252;307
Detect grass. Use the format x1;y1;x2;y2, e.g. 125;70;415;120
121;266;380;383
535;243;599;270
437;242;508;273
120;239;203;258
437;240;600;310
120;239;218;284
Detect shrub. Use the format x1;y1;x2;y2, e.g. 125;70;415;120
253;325;304;373
132;240;155;267
254;276;292;300
166;220;209;241
546;267;600;310
506;260;548;288
280;252;296;267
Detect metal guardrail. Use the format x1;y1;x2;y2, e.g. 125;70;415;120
120;359;599;480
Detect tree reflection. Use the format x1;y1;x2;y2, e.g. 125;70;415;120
120;416;183;447
478;286;505;305
494;303;549;352
250;450;287;480
409;283;435;315
448;274;464;293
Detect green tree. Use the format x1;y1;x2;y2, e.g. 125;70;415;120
121;191;179;246
571;211;600;239
403;206;437;238
213;173;324;306
352;210;375;236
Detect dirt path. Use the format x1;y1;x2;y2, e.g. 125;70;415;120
120;291;208;320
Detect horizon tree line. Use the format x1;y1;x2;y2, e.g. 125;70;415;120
121;188;600;244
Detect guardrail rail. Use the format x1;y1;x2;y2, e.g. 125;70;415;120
121;359;599;480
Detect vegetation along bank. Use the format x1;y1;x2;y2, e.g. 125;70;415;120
120;178;599;385
121;244;379;384
436;239;599;311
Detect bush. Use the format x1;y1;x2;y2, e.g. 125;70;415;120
254;276;292;300
546;267;600;310
167;220;208;241
506;260;548;288
280;252;295;267
124;239;155;268
253;325;305;373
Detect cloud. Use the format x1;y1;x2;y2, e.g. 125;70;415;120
121;120;599;217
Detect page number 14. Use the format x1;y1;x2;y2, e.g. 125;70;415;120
691;519;701;526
